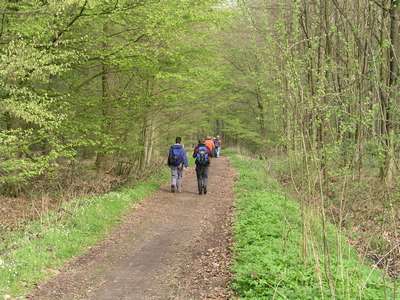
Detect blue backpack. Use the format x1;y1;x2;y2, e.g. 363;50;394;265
168;146;183;166
196;146;209;166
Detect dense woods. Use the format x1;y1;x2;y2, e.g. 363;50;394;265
0;0;226;197
223;0;400;185
1;0;400;288
221;0;400;277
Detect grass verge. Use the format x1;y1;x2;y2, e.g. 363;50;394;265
228;152;398;299
0;169;168;298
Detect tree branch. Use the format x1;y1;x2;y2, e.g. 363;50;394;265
52;0;88;45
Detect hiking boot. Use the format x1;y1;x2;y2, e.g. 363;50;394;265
203;186;207;194
198;189;203;195
171;185;175;193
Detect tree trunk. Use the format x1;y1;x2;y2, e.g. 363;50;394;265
96;21;113;171
380;1;399;184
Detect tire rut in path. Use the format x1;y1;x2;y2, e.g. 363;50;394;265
29;157;235;300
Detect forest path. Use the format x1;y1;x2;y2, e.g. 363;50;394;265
28;157;234;300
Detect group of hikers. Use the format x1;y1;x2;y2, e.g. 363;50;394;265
167;136;222;195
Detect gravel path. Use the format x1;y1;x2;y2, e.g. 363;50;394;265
28;157;235;300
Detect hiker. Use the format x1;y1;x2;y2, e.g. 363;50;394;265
167;137;188;193
213;135;222;158
193;139;211;195
204;136;215;157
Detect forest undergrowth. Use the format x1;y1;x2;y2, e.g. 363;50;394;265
229;151;398;299
0;158;164;237
268;154;400;279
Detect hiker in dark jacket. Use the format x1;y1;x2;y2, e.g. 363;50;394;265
167;137;188;193
193;139;211;195
213;135;222;158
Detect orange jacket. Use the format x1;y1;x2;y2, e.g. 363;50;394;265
204;139;215;153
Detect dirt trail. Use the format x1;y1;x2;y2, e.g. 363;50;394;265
29;157;235;300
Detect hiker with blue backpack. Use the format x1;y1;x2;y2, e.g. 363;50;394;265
167;137;188;193
193;139;211;195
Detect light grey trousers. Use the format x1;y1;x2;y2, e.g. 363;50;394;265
170;166;183;191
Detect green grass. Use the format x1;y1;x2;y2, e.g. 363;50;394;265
228;153;398;299
0;169;168;297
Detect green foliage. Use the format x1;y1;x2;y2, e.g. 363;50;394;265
229;153;397;299
0;168;168;297
0;1;83;192
0;0;230;193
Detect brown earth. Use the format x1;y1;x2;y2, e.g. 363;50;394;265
28;157;235;300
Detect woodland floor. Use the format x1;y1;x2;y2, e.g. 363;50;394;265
274;163;400;278
27;157;235;300
0;169;125;235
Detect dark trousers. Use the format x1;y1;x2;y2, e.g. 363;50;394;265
195;165;209;192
